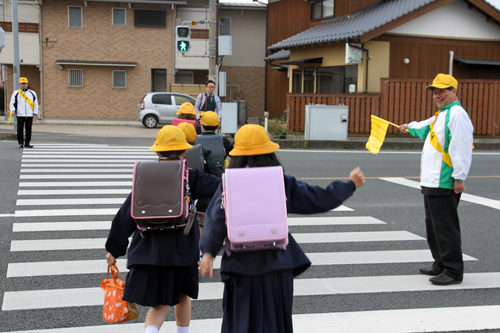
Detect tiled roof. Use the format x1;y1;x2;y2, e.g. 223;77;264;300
220;2;266;9
268;0;437;50
264;49;290;62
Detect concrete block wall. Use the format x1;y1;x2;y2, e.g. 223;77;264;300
41;0;175;119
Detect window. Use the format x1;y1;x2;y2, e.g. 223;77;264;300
68;69;83;87
113;8;126;26
68;6;82;28
303;67;315;93
173;95;194;106
112;71;127;88
151;94;172;105
220;17;230;36
310;0;334;21
134;9;166;28
316;65;357;93
292;69;302;93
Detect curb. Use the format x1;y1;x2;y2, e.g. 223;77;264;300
0;133;17;141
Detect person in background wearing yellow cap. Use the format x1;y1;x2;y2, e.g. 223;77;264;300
200;111;233;159
9;77;38;148
199;124;365;333
105;125;220;333
399;74;473;286
176;102;202;134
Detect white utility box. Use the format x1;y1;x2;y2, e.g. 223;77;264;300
221;102;238;134
304;105;349;140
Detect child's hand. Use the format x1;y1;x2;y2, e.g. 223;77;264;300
349;167;365;189
106;253;116;266
199;253;214;279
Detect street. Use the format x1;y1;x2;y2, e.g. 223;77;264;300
0;137;499;332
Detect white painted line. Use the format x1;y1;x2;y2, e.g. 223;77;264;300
10;238;106;252
18;189;131;195
22;159;150;163
293;231;425;243
22;155;155;159
3;273;499;311
331;205;354;212
21;169;132;173
13;221;112;232
22;151;153;155
16;198;126;206
288;216;386;226
380;177;500;211
8;250;476;277
21;164;134;167
0;214;15;217
20;174;132;179
24;148;149;152
14;208;119;217
19;181;132;187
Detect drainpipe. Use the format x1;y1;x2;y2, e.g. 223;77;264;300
348;40;370;93
38;0;43;120
449;51;454;76
173;4;176;86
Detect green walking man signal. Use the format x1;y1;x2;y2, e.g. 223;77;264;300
176;26;191;53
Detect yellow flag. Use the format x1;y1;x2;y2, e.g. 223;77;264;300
366;115;391;154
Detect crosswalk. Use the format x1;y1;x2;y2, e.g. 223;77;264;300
1;144;499;332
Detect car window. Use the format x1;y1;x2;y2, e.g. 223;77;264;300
139;94;147;103
173;95;195;106
151;94;172;105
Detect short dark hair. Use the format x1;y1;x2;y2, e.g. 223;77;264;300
228;153;283;172
205;80;215;87
202;124;218;131
178;114;196;120
158;150;185;160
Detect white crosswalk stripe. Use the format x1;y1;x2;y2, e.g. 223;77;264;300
2;144;499;333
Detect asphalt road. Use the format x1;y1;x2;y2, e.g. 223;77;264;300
0;135;499;332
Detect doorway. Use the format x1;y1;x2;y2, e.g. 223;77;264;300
152;69;167;92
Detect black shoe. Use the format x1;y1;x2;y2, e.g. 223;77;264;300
24;144;34;148
429;273;462;285
419;267;442;276
18;144;23;148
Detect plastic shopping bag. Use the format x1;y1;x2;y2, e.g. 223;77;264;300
100;264;139;323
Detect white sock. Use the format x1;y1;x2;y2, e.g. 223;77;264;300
177;326;189;333
144;325;159;333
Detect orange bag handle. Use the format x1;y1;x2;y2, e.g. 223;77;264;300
107;264;123;282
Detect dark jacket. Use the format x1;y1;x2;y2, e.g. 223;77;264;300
200;131;233;158
200;174;356;277
106;169;220;267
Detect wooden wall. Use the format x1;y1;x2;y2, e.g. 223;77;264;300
335;0;380;17
376;35;500;79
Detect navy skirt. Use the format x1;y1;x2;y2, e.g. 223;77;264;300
123;264;199;307
221;269;294;333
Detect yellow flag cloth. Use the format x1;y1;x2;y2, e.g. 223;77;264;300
366;115;391;154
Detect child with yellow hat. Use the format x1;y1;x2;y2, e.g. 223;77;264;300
105;125;220;333
199;124;365;333
199;111;233;159
175;102;201;134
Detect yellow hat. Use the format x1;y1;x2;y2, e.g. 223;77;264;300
177;122;197;144
200;111;219;126
426;74;458;90
150;125;193;152
19;77;28;84
176;102;196;115
229;124;280;156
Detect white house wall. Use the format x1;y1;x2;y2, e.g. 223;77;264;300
2;1;41;23
388;0;500;41
0;33;40;65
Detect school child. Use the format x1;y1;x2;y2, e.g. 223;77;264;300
176;102;202;134
199;111;233;159
199;124;365;333
105;125;220;333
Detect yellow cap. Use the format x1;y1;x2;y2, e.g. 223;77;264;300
176;102;196;115
229;124;280;156
150;125;193;152
426;73;458;90
19;77;28;84
177;122;197;144
200;111;219;126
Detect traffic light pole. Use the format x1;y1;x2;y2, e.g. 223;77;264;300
208;0;217;82
12;0;20;129
180;20;216;58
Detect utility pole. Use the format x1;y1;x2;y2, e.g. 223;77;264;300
208;0;217;82
12;0;20;128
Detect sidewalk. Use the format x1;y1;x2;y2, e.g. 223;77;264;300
1;118;499;150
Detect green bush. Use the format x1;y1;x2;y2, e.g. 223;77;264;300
267;118;287;139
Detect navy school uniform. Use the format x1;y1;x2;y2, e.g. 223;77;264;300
105;168;220;307
200;174;356;333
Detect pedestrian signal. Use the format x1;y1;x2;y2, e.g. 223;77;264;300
176;26;191;53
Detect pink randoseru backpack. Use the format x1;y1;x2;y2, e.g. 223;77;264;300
222;166;288;254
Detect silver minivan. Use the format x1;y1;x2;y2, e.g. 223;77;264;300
137;92;196;128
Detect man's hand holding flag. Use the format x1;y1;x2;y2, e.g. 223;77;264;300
366;115;408;154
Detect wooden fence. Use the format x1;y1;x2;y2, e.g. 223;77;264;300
287;78;500;135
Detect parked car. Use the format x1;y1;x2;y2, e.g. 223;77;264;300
137;92;196;128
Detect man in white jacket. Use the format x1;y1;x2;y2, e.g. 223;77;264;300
399;74;473;286
10;77;38;148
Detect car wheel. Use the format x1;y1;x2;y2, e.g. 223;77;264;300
143;115;158;128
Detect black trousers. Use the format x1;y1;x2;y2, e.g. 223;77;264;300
423;191;463;281
17;116;33;145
